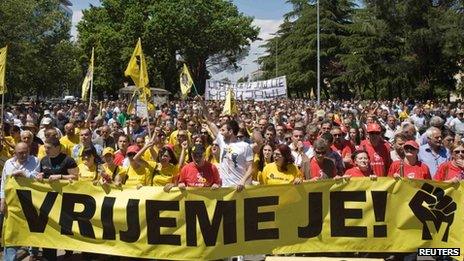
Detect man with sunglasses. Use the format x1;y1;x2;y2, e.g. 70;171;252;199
331;127;355;168
359;123;392;177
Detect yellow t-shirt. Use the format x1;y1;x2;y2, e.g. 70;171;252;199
102;164;127;181
78;163;97;182
125;160;156;187
60;135;79;154
152;163;180;186
37;144;69;160
252;156;270;183
142;148;158;162
261;162;301;185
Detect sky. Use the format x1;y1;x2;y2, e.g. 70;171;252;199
69;0;291;81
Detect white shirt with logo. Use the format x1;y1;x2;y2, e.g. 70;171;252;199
215;134;253;187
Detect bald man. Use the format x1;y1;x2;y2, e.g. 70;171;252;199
1;142;40;260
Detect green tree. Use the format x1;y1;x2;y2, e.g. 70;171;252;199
0;0;80;98
77;0;259;96
259;0;356;98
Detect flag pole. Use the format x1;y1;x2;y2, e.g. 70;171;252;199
88;47;95;112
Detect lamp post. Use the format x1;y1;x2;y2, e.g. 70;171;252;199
317;0;321;105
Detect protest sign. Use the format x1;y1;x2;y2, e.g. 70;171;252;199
3;178;463;260
205;76;287;101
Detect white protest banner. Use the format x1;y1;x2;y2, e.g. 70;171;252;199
205;76;287;101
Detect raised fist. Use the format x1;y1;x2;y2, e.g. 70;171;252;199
408;183;456;242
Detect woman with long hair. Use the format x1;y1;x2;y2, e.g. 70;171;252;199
252;142;275;183
348;127;361;150
260;144;302;185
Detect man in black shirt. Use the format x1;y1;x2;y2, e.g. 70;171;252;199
35;136;78;261
36;137;78;181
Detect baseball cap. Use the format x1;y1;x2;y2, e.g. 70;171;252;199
366;123;381;133
404;140;419;150
44;110;51;115
102;147;115;156
127;145;140;155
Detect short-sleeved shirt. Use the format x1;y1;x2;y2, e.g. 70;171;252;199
360;140;391;177
125;160;156;186
178;162;221;187
152;163;180;186
40;153;77;178
215;134;253;187
344;167;370;177
387;160;431;180
261;162;301;185
418;144;450;178
308;157;337;179
434;162;464;181
78;163;97;181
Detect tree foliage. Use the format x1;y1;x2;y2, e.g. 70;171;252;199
77;0;259;96
0;0;81;98
259;0;464;100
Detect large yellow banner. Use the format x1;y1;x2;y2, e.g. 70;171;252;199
3;177;463;260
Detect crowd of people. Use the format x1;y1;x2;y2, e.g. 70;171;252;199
0;96;462;260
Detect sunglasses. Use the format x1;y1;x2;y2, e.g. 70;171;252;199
453;150;464;154
333;134;342;137
127;153;137;157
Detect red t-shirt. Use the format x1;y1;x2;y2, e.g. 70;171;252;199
308;158;337;179
344;167;370;177
360;140;392;177
178;162;221;187
388;160;431;180
331;140;355;158
113;150;126;166
434;162;464;181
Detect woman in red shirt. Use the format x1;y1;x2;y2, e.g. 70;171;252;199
388;140;431;180
434;142;464;182
344;150;376;179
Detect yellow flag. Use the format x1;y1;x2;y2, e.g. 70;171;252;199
180;64;193;98
81;47;94;101
124;38;150;97
0;46;8;95
222;88;238;116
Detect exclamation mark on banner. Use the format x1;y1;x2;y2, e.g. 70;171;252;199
371;191;387;237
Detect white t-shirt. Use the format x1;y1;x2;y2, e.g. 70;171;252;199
215;134;253;187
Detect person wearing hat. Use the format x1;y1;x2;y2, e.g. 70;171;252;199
359;123;392;177
37;117;62;143
388;140;431;180
99;147;127;185
125;143;157;188
164;144;221;192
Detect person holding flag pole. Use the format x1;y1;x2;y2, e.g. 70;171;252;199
180;63;198;98
0;46;8;129
124;38;152;138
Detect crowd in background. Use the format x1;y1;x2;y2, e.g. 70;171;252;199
0;97;462;260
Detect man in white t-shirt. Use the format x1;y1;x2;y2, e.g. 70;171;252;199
211;120;253;190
